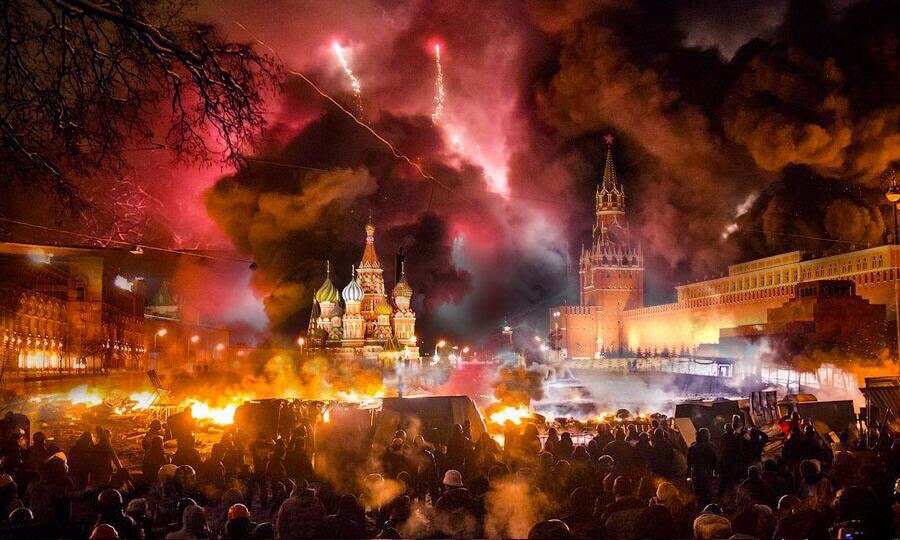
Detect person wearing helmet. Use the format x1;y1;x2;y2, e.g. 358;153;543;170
142;435;169;484
95;489;139;540
89;523;120;539
142;420;165;452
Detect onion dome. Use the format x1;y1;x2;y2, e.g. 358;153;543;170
342;266;364;302
392;274;412;299
315;261;340;304
374;298;393;316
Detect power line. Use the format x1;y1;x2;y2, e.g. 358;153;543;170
0;217;253;265
232;20;475;207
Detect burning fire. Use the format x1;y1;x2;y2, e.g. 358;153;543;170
335;389;385;407
66;384;103;406
488;405;532;425
128;391;157;410
181;398;241;425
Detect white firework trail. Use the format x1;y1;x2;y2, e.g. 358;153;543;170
332;41;363;114
431;44;445;123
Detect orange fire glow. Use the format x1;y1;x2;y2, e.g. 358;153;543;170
488;404;532;425
66;384;103;406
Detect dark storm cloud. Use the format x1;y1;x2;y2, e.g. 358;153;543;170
195;0;899;338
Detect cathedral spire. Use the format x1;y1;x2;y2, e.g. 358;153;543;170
360;213;381;269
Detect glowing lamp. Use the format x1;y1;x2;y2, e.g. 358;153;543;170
462;346;470;354
156;328;168;337
190;335;200;344
297;337;305;346
887;186;900;203
437;340;446;348
215;343;225;351
534;336;542;342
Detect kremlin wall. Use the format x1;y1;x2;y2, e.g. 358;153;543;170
551;139;899;360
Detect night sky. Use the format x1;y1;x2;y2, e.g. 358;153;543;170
3;0;899;345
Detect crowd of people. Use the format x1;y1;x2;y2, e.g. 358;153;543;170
0;406;897;539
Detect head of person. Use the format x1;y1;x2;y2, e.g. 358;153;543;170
799;459;821;482
149;420;162;431
181;505;209;537
125;498;147;520
746;465;760;481
656;482;680;507
149;435;164;452
442;469;463;490
724;423;734;434
613;476;632;499
776;495;801;513
228;503;251;522
98;489;124;514
89;523;119;539
528;519;573;540
8;507;34;525
175;465;196;490
697;428;710;443
614;428;626;441
693;513;732;540
210;443;226;461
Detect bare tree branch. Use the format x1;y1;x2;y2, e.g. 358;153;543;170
0;0;281;205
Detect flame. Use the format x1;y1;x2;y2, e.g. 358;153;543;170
335;388;385;407
128;391;156;410
182;398;240;425
488;405;532;425
66;384;103;406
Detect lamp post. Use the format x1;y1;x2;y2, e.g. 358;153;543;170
434;339;446;358
154;328;167;350
886;168;900;366
297;336;305;357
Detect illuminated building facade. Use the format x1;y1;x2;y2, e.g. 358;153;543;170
0;243;145;379
307;219;419;363
551;140;900;360
145;281;230;373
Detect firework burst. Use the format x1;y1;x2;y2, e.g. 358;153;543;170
331;41;363;115
431;43;445;123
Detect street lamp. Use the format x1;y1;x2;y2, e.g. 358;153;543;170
154;328;167;349
297;336;305;356
534;336;542;343
434;339;446;356
886;168;900;366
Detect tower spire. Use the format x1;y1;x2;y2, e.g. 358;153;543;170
601;134;618;192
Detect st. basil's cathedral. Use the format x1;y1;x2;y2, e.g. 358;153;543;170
306;219;419;363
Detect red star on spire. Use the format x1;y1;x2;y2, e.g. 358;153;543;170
603;133;615;145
